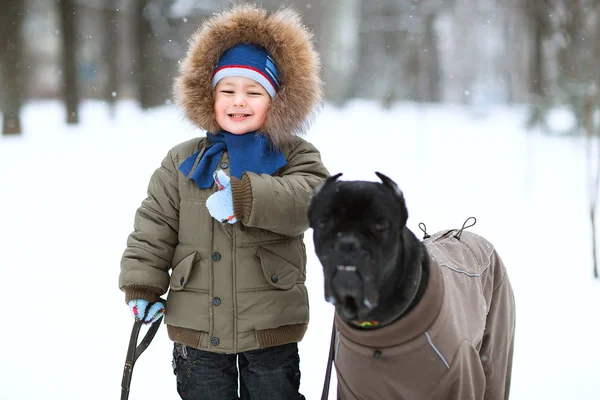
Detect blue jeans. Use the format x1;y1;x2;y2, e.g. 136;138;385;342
172;342;305;400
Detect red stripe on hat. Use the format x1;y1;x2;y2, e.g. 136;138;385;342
213;65;279;91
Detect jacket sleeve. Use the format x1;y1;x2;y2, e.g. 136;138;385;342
480;250;516;400
230;139;329;237
119;151;181;303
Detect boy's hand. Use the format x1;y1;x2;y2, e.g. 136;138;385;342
206;170;238;224
128;299;165;324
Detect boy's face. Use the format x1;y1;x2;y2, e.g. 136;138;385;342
214;76;271;134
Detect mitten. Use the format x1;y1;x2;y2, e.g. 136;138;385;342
206;170;238;224
128;299;165;324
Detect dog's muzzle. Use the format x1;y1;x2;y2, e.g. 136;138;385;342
323;236;379;320
328;265;379;320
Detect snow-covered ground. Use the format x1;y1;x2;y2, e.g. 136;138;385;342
0;100;598;399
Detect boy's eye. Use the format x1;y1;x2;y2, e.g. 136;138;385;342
248;92;262;96
220;90;234;94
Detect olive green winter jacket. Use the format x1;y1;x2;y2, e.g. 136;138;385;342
120;136;328;353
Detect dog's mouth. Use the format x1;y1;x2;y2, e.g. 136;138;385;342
338;295;359;320
326;264;378;320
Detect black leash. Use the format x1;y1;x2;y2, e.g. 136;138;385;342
321;318;336;400
121;300;166;400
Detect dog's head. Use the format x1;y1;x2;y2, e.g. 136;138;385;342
307;172;409;321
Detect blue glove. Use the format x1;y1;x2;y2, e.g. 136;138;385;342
206;170;238;224
128;299;165;324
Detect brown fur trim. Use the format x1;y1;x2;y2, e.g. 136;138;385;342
174;4;323;150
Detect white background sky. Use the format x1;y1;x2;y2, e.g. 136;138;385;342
0;100;598;399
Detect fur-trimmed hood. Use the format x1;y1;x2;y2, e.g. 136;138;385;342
174;4;323;150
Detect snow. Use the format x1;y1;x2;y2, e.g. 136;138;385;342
0;100;598;399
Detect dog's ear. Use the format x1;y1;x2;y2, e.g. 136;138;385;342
375;172;408;225
311;173;343;199
375;172;404;202
307;173;343;219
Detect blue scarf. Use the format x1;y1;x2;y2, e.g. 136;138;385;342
178;131;287;188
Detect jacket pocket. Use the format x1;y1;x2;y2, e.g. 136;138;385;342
256;246;300;290
170;252;197;291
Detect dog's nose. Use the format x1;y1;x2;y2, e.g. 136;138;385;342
335;235;361;253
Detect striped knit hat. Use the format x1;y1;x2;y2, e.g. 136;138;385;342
211;43;280;98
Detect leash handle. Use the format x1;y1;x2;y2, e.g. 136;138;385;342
121;299;166;400
321;318;336;400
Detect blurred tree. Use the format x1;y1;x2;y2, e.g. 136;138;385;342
356;0;404;106
524;0;552;130
320;0;362;106
502;0;530;104
354;0;447;106
135;0;153;109
58;0;80;124
419;13;441;102
135;0;178;110
580;2;600;278
0;0;25;135
379;0;402;107
584;80;600;278
104;0;120;118
554;0;593;134
412;0;449;103
547;0;600;277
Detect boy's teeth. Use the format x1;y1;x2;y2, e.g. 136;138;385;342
231;114;247;118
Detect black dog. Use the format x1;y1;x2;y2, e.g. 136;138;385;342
308;173;515;400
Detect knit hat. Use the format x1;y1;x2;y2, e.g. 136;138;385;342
212;43;280;98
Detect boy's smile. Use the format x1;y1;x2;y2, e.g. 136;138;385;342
214;76;271;134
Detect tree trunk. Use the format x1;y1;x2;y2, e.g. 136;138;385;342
583;80;600;278
419;13;441;102
104;0;119;119
58;0;80;124
320;0;361;106
502;11;515;103
0;0;25;135
527;2;546;130
135;0;153;110
584;1;600;278
380;3;402;107
402;30;418;104
560;0;585;132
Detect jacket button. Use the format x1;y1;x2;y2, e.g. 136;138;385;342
212;297;221;306
179;277;185;285
211;337;220;346
373;350;382;359
212;252;221;261
220;162;229;169
271;274;279;283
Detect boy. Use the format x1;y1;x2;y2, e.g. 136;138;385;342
119;4;329;400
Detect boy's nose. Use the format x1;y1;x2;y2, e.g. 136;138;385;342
232;94;247;106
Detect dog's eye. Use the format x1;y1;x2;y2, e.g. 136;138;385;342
374;220;389;232
317;217;331;230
